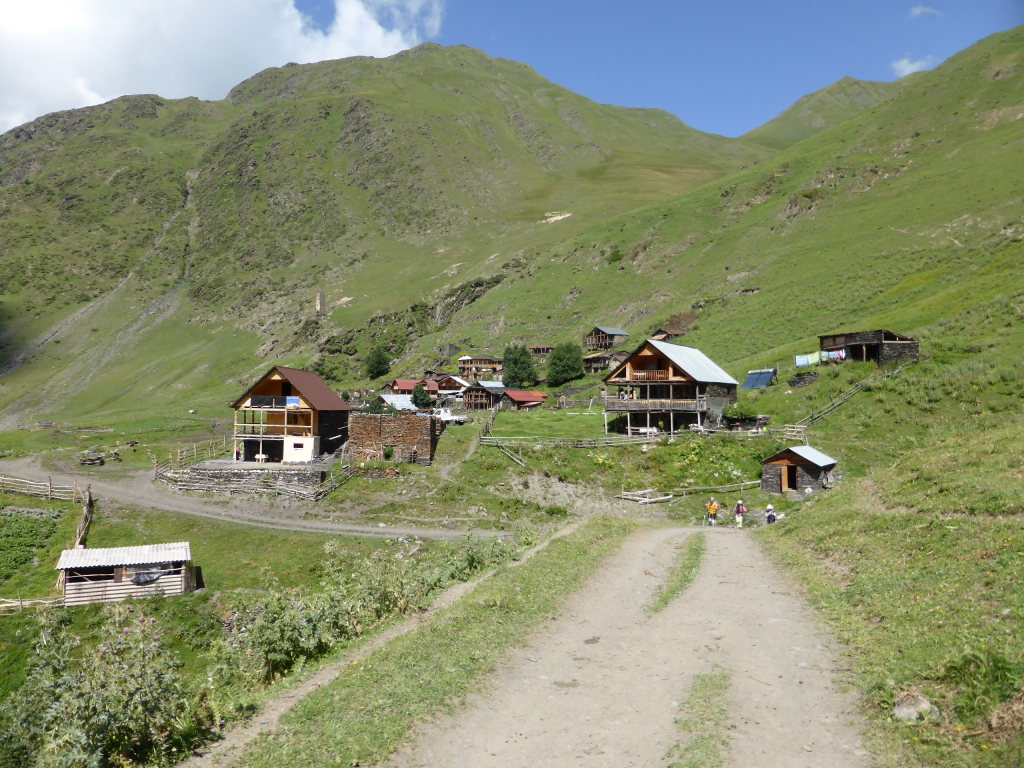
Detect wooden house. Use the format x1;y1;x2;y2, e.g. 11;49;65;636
603;340;738;434
818;329;919;366
584;326;630;350
761;446;837;495
231;366;350;464
650;314;697;342
530;344;555;364
501;390;549;410
458;354;503;379
584;349;629;373
57;542;194;606
463;381;505;410
382;379;438;399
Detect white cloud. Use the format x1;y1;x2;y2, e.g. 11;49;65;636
0;0;445;133
908;5;943;19
890;55;936;77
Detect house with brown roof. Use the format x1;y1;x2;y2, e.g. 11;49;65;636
231;366;351;463
382;379;439;398
500;390;549;410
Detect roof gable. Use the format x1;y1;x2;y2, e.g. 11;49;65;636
232;366;351;411
762;445;837;468
605;340;737;385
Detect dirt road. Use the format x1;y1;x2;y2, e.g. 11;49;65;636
0;456;503;541
383;527;870;768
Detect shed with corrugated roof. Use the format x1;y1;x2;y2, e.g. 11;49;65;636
760;446;837;495
56;542;195;606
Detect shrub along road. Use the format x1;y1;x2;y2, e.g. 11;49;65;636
0;456;501;541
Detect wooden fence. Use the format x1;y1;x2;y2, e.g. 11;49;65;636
795;362;912;428
0;596;63;615
480;433;662;449
0;474;89;503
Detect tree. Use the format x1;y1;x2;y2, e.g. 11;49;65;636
501;345;537;389
364;345;390;379
411;383;432;409
547;342;584;387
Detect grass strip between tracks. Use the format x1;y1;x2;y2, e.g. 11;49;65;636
666;665;732;768
649;531;705;614
235;516;638;767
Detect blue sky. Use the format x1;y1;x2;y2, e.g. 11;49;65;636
302;0;1023;137
1;1;1020;135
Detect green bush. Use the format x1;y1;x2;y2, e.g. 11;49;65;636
4;605;212;767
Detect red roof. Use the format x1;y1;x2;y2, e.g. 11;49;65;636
503;390;549;403
392;379;422;391
232;366;351;411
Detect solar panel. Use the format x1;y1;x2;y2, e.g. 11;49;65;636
741;369;777;389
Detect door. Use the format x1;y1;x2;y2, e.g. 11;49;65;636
784;465;798;491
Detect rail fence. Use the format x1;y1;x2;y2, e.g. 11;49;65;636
0;474;89;503
796;362;912;428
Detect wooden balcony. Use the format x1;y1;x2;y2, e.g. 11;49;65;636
626;370;669;381
604;397;707;412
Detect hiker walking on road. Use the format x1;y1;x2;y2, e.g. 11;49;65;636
734;499;747;528
706;497;720;526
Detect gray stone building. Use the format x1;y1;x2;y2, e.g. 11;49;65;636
761;446;837;495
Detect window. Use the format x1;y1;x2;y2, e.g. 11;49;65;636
293;443;304;450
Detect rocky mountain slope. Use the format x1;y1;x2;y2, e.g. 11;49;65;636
0;28;1021;425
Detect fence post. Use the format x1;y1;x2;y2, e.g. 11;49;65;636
47;477;52;499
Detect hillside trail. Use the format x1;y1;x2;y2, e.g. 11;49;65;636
0;455;504;541
380;526;870;768
179;521;585;768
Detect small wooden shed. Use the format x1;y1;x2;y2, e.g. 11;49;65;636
56;542;195;606
761;446;837;495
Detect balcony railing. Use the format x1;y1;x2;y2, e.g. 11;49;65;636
626;370;669;381
605;397;707;412
233;426;314;439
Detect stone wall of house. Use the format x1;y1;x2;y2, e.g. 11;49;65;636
705;383;738;403
760;465;783;495
349;412;440;463
879;341;920;366
760;463;833;496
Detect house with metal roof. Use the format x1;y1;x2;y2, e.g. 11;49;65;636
463;381;506;410
56;542;195;606
584;325;630;350
231;366;351;464
378;394;418;411
603;339;738;434
760;446;838;495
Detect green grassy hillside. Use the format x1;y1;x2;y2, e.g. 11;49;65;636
0;44;768;428
742;75;910;149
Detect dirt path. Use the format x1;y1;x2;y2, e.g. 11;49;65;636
179;521;584;767
0;456;504;541
382;527;870;768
